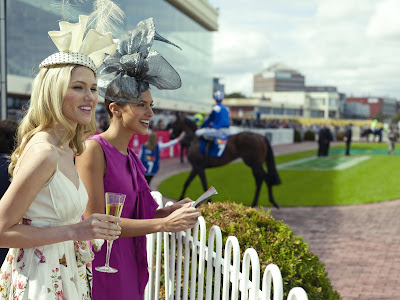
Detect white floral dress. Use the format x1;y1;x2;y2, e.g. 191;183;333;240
0;143;94;300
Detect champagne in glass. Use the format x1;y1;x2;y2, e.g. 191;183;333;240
95;192;126;273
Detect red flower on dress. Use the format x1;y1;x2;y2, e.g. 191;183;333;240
17;248;24;262
17;280;24;289
56;290;67;300
1;271;10;280
34;248;46;264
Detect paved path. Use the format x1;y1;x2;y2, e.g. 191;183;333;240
151;142;400;300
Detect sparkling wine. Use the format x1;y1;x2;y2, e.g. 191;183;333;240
96;192;126;273
106;203;124;218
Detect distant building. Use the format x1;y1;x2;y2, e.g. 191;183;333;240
305;86;337;92
346;97;399;119
253;64;305;93
224;89;341;120
213;77;225;94
343;102;370;119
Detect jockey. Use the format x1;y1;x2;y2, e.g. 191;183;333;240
195;90;231;140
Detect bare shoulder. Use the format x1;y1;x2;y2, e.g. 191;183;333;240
78;139;104;160
19;142;58;170
13;142;58;185
76;139;105;168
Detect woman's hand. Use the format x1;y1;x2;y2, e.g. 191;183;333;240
73;214;121;241
170;198;193;211
163;203;201;233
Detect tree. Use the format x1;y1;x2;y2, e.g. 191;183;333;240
374;112;385;122
225;92;246;98
392;111;400;124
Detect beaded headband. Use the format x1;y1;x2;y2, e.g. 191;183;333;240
39;15;117;74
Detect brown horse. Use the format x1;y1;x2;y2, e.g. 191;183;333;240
170;115;281;208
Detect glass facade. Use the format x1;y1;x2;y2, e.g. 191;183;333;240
6;0;214;112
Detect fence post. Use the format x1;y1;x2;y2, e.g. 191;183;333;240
261;264;284;300
287;287;309;300
205;225;222;300
241;248;260;300
222;236;240;300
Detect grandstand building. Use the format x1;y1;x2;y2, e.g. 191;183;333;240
1;0;219;120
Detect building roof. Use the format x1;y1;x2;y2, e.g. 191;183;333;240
256;63;302;75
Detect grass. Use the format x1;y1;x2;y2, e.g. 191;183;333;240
158;142;400;207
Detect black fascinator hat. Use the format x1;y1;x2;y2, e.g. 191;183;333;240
98;18;181;103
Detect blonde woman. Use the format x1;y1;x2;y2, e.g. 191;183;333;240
0;16;120;299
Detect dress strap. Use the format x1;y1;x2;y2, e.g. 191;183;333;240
15;142;59;176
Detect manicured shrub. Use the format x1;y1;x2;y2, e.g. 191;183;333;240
303;130;316;141
294;129;302;142
200;202;341;300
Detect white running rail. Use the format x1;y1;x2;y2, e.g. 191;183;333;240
145;191;308;300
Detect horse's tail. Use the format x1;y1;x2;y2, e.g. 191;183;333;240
265;137;281;186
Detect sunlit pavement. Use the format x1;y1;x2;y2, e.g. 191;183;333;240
152;141;399;300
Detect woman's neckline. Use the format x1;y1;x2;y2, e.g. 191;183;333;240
97;135;129;156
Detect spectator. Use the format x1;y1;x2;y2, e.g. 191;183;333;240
75;19;200;300
387;125;399;155
193;111;206;128
0;119;18;265
318;124;333;157
139;132;185;185
0;16;121;299
344;124;353;156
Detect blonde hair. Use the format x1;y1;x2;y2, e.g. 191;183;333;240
145;133;158;151
9;65;97;177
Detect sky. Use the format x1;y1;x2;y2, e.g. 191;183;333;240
209;0;400;99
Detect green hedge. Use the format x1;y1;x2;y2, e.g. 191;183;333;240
294;129;302;142
200;202;340;300
303;130;316;141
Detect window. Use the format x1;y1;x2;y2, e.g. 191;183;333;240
272;108;283;115
310;110;324;118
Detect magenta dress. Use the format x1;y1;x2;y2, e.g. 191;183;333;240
89;135;159;300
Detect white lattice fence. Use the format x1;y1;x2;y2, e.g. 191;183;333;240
145;191;308;300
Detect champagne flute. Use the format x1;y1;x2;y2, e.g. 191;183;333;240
95;192;126;273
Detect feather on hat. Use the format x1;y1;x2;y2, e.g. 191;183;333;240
98;18;181;103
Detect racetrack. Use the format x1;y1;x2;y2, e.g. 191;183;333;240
152;141;400;300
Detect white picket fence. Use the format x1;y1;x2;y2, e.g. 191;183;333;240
145;191;308;300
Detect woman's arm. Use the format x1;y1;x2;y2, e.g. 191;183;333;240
0;143;120;248
76;139;107;218
158;132;185;150
76;140;200;237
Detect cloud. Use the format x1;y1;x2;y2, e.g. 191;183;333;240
212;0;400;99
366;0;400;39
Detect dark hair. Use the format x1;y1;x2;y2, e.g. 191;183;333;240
104;99;128;118
0;119;18;154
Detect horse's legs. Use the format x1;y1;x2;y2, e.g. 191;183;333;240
180;144;185;163
180;169;198;199
198;168;208;192
248;164;280;209
266;182;280;209
250;170;263;208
